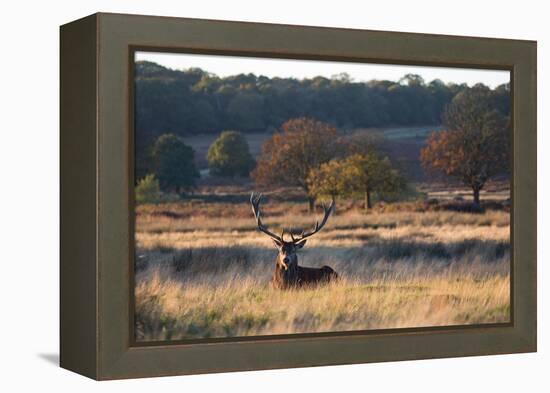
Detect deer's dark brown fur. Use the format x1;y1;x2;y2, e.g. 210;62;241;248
251;193;338;289
272;260;338;289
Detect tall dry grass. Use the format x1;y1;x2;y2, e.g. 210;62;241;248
134;199;510;341
136;269;509;340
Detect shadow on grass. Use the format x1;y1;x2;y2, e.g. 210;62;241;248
136;237;510;275
180;191;308;205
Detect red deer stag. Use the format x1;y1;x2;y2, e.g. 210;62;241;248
250;193;338;289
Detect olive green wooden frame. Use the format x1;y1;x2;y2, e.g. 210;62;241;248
60;12;537;380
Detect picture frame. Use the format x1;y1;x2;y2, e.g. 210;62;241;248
60;12;537;380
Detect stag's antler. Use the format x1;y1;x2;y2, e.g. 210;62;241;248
250;193;284;243
290;200;335;243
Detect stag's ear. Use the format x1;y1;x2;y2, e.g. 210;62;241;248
272;239;282;248
295;239;307;249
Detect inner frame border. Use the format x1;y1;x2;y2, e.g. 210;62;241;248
127;46;515;348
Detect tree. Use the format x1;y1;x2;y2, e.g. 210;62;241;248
226;92;265;131
307;159;354;213
207;131;255;177
152;134;199;192
252;117;341;211
344;153;406;210
420;86;510;207
135;60;468;145
399;73;425;86
307;153;405;211
135;174;161;204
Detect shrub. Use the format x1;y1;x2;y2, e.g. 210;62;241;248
136;174;161;204
207;130;255;177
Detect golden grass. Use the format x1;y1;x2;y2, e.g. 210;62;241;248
134;201;510;341
135;267;509;340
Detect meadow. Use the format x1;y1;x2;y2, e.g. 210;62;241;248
134;185;510;341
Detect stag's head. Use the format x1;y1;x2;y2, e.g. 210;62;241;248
250;193;334;271
271;238;304;271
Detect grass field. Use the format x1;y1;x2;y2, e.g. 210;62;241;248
134;187;510;341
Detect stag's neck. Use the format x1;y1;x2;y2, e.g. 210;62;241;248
273;259;300;288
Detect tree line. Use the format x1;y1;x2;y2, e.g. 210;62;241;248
134;60;509;179
136;120;406;212
136;71;510;210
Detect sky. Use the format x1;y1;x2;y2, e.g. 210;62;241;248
136;51;510;88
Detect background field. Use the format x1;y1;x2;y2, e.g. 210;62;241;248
134;184;510;341
183;125;443;181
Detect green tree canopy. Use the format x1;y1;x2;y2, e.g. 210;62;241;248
306;152;405;211
152;134;199;192
344;153;406;209
207;130;255;177
307;159;356;212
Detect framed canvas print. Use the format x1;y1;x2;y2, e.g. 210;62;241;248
60;13;537;380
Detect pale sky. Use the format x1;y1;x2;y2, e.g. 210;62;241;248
136;51;510;88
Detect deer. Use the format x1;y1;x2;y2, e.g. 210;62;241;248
250;193;338;289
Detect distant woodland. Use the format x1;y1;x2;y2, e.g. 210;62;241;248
134;60;510;180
